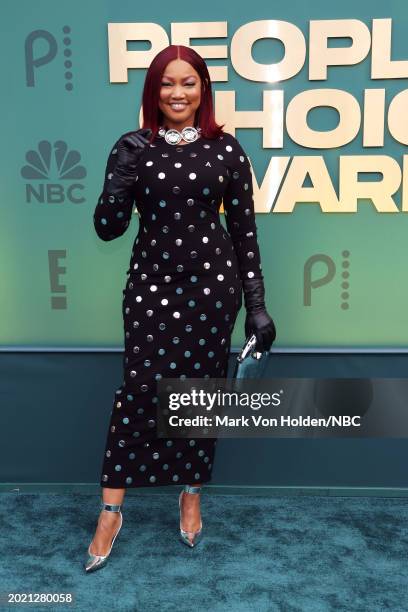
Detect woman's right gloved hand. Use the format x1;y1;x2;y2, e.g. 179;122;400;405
104;128;152;198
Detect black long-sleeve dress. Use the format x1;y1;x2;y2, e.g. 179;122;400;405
93;130;263;488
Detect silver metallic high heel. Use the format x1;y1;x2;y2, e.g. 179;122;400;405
84;497;123;573
178;484;203;548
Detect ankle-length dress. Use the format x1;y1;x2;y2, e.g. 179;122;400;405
93;130;263;488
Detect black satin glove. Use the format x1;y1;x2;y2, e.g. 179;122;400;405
105;128;152;197
242;277;276;352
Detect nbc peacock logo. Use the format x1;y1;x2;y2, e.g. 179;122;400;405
21;140;86;204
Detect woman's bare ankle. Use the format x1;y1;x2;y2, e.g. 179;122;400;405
102;486;126;506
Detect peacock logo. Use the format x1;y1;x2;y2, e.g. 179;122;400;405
303;251;351;310
21;140;86;204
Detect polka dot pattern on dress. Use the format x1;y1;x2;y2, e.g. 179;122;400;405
94;132;263;487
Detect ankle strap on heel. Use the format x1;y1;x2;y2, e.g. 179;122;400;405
183;484;202;494
100;498;122;512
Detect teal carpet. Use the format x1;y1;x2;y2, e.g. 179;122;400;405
1;493;407;612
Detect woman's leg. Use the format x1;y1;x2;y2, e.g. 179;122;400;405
179;483;202;533
88;487;125;556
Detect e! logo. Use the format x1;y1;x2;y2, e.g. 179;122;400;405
303;251;350;309
49;250;67;309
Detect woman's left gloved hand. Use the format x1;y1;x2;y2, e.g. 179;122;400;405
242;277;276;352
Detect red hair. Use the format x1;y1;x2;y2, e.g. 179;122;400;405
140;45;225;141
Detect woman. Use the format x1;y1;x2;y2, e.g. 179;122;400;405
86;44;276;572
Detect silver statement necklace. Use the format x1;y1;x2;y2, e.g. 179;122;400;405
158;125;202;145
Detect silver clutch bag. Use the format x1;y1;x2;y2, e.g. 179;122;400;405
232;333;270;379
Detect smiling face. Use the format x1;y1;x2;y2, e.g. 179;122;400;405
158;59;202;132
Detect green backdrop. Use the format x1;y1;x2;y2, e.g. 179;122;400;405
1;0;407;349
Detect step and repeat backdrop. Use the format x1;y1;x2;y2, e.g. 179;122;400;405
2;0;408;349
